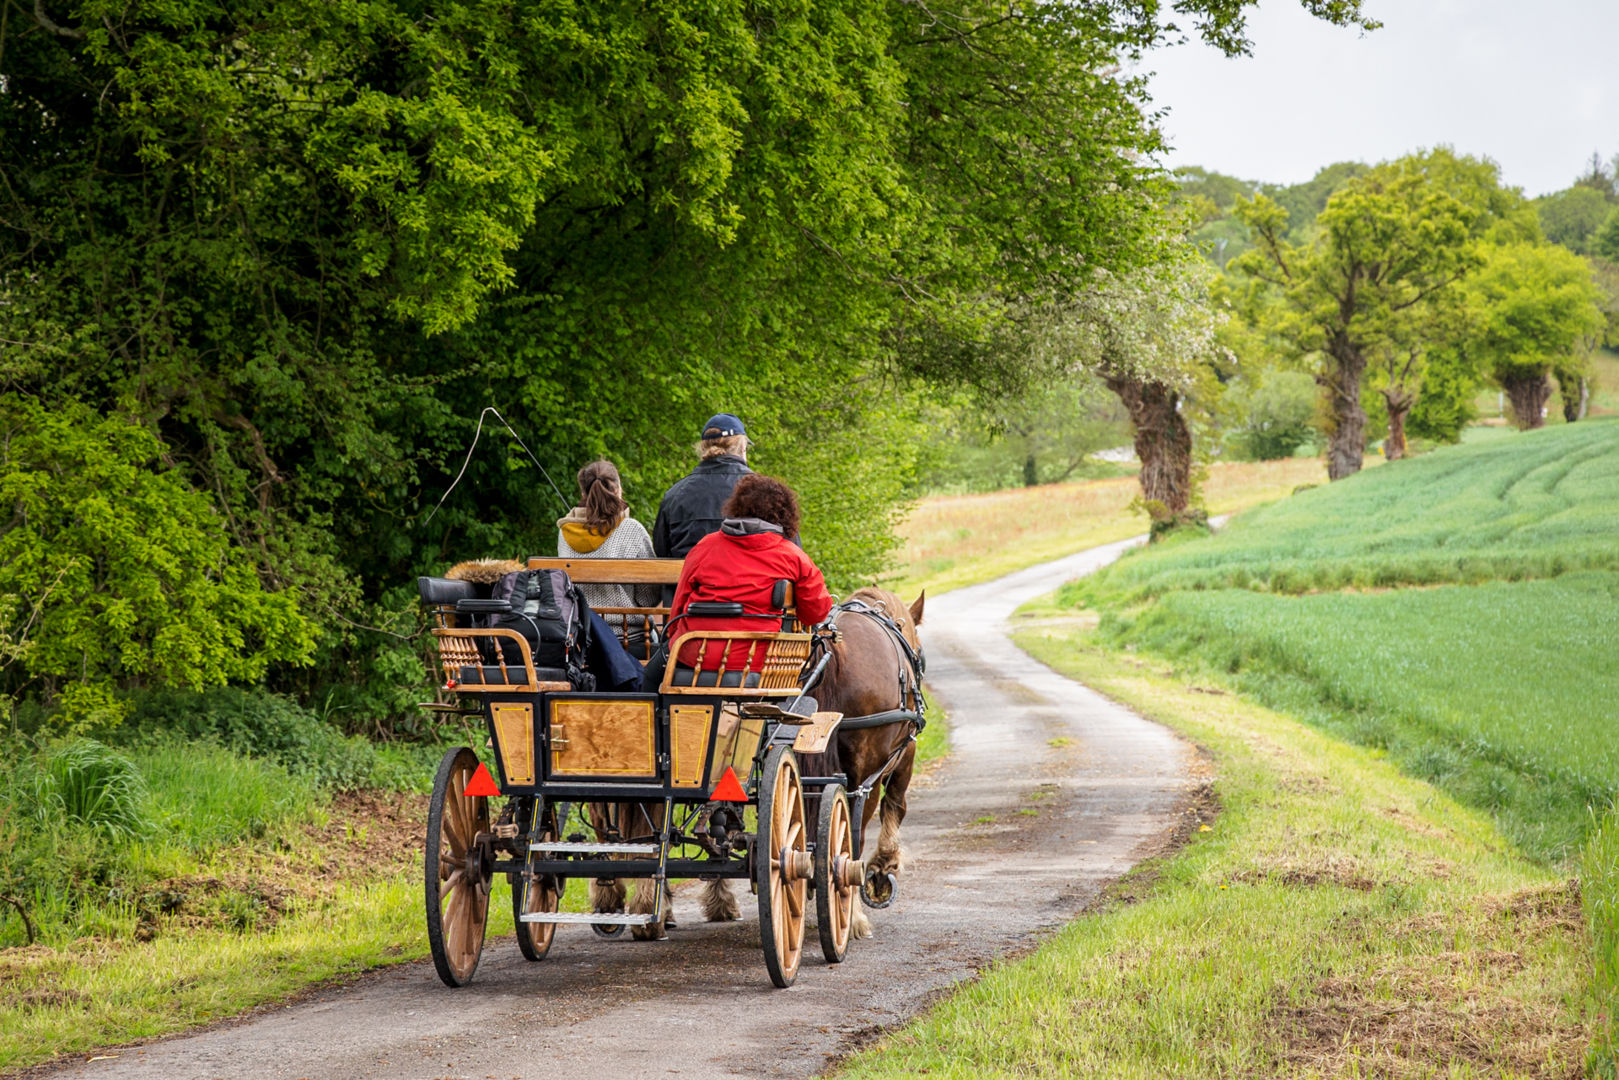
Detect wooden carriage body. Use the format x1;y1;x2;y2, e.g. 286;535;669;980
418;557;856;990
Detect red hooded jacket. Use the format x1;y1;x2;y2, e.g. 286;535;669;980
670;526;833;670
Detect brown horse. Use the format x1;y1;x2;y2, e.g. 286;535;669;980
694;588;925;934
798;587;925;938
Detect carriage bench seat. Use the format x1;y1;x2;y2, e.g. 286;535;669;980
459;664;570;687
670;666;763;689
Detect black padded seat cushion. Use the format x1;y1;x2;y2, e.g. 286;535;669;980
670;666;762;689
459;665;570;686
419;576;476;605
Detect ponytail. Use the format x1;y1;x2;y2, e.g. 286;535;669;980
577;460;629;535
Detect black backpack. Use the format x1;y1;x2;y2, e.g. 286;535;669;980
482;569;593;688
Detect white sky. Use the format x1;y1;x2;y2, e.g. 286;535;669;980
1143;0;1619;197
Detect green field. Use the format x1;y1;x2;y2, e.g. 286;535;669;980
1074;418;1619;602
1064;420;1619;859
1031;419;1619;1069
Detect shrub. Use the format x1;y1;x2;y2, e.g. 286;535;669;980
0;396;315;726
1226;371;1318;460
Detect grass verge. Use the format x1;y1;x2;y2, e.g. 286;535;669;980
835;629;1595;1078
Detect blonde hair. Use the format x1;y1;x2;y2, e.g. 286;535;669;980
695;434;748;460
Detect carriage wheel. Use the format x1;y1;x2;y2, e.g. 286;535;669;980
756;745;808;988
514;798;563;962
426;747;492;987
815;784;857;964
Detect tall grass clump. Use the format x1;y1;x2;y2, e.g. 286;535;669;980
1589;802;1619;1077
34;739;152;838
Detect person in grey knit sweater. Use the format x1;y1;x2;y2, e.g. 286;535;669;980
557;460;661;655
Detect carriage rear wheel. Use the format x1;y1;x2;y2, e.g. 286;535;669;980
513;798;562;962
756;745;808;988
426;747;492;987
815;783;857;964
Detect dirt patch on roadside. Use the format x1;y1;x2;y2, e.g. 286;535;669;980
298;789;427;879
1264;879;1590;1078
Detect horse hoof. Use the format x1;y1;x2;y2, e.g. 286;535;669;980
860;871;896;910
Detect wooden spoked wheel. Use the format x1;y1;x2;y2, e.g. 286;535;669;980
756;745;808;988
513;798;562;962
426;747;492;988
815;783;856;964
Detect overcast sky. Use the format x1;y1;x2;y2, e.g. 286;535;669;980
1143;0;1619;197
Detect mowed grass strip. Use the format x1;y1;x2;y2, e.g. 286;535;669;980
1075;418;1619;603
834;636;1593;1079
1100;572;1619;861
885;456;1329;598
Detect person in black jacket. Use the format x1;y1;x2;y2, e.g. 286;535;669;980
652;413;753;558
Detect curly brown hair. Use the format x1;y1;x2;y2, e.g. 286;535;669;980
722;474;800;538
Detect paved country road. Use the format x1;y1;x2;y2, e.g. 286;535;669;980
50;537;1196;1080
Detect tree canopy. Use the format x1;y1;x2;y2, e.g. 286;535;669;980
0;0;1377;722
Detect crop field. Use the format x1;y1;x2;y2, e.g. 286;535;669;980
1116;573;1619;859
1039;419;1619;1066
1074;417;1619;603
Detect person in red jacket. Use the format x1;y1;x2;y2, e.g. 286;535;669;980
643;474;832;689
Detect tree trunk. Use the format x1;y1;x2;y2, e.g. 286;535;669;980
1022;453;1038;487
1381;386;1413;461
1323;336;1367;480
1562;376;1590;423
1503;372;1551;429
1104;374;1192;514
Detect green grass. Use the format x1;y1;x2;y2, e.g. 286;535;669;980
1029;418;1619;1074
835;638;1594;1078
1589;803;1619;1070
1074;418;1619;603
1105;573;1619;861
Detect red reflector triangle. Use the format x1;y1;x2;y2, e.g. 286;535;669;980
710;766;748;802
463;761;501;798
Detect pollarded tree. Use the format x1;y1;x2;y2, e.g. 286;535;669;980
1466;243;1605;429
1044;260;1226;517
1231;150;1516;479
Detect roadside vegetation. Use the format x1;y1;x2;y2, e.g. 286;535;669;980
1015;419;1619;1073
838;641;1595;1077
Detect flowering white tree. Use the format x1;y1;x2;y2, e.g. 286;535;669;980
1036;258;1226;516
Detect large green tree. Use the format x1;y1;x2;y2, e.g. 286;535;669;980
1465;243;1605;429
1232;149;1523;477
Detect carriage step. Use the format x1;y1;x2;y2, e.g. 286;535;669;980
519;912;657;926
529;841;661;854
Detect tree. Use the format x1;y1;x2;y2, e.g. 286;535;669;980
1466;243;1605;429
1047;260;1226;517
1537;186;1613;254
1595;209;1619;263
0;0;1376;719
1231;149;1514;477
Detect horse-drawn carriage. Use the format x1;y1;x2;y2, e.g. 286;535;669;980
415;557;923;989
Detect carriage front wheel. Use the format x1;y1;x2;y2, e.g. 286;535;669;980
756;744;809;988
815;783;858;964
426;747;492;987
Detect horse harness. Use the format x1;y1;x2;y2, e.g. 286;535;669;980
799;597;927;801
